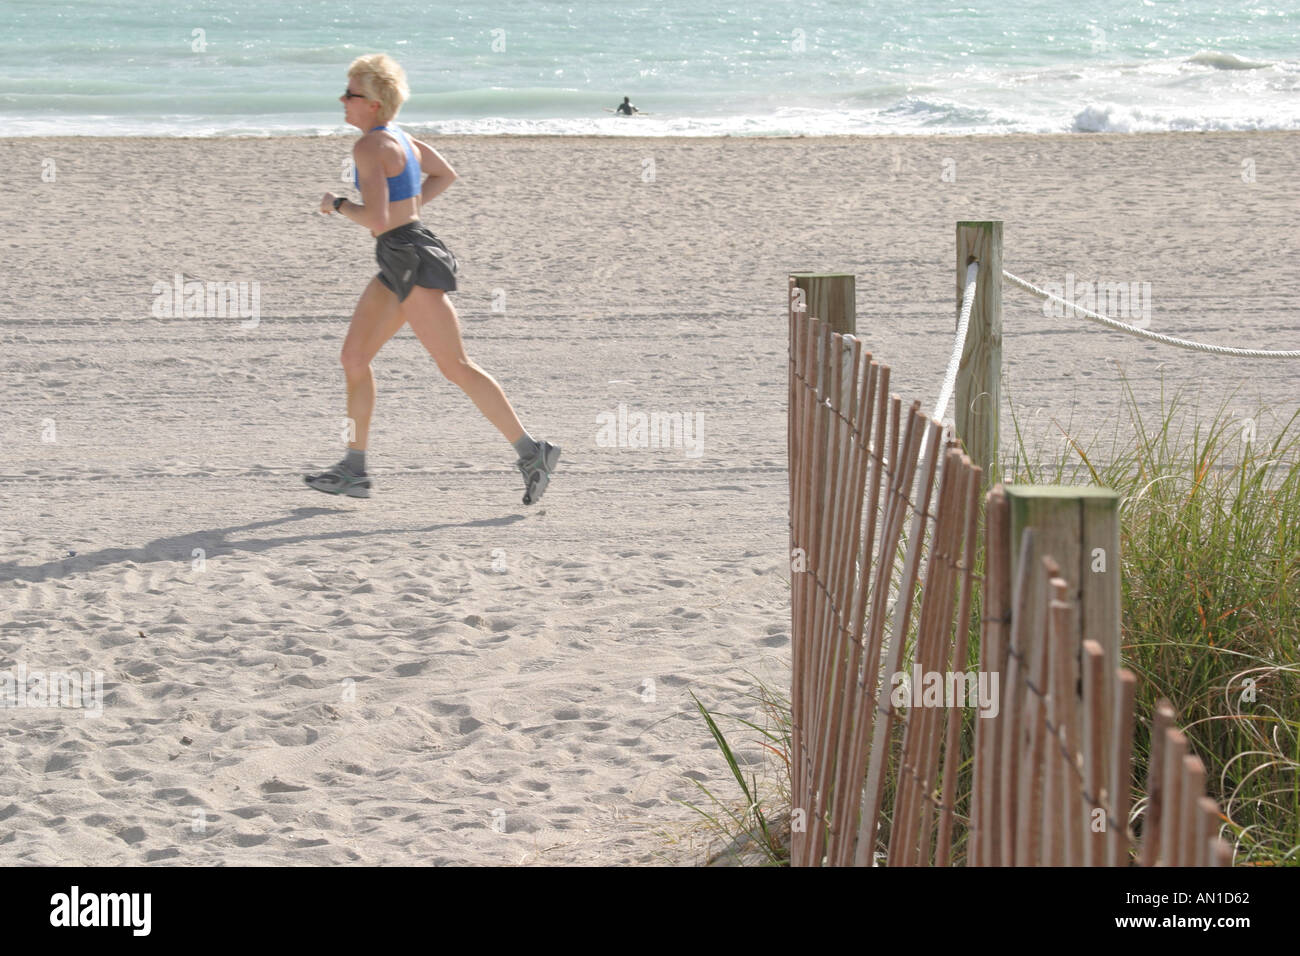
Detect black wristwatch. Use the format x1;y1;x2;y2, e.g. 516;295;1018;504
333;196;347;212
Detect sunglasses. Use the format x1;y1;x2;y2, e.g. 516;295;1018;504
343;89;368;100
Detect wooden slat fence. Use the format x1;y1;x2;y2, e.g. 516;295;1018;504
787;286;1231;866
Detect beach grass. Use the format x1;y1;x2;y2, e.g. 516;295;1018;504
1004;369;1300;866
681;682;792;866
695;370;1299;865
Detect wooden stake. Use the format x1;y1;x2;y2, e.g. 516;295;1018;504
1141;700;1176;867
1047;576;1071;867
791;272;856;336
1110;670;1138;866
1197;796;1220;868
954;221;1003;484
1159;729;1187;866
1181;754;1206;868
1082;640;1106;867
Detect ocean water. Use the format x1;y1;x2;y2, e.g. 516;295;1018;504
2;0;1297;137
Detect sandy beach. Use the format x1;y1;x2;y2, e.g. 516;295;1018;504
0;130;1296;865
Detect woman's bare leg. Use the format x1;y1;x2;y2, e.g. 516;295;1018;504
340;276;407;450
402;286;526;442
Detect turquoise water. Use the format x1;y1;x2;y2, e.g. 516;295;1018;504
3;0;1297;136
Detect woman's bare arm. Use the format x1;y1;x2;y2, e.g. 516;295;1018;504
413;138;458;207
338;135;391;233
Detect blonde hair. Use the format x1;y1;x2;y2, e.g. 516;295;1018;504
347;53;410;124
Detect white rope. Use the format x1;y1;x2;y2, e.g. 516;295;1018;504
1002;269;1300;360
933;260;980;422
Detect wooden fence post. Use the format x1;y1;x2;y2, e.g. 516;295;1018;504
790;272;855;336
1004;485;1121;681
955;222;1002;485
1003;484;1122;865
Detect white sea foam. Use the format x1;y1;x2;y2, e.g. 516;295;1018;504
1187;50;1274;71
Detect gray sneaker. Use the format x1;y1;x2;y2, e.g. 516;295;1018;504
304;461;372;498
517;440;560;505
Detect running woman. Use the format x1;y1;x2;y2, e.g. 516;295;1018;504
307;53;560;505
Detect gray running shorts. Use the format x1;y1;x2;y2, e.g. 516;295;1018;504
374;221;458;301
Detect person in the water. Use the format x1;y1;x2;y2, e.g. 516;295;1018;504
615;96;639;116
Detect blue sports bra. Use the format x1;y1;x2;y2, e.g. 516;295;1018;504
353;123;422;201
